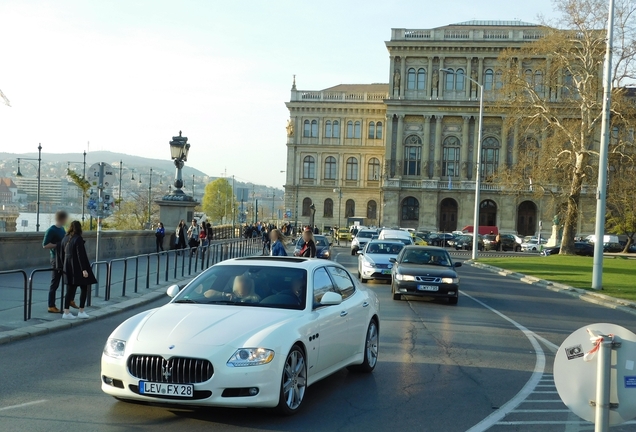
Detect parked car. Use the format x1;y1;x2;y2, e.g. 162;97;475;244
338;228;352;241
101;256;380;414
357;240;405;283
520;238;548;252
603;242;624;253
294;235;332;259
413;236;428;246
483;234;521;252
390;246;462;304
350;229;377;255
427;233;455;247
454;234;484;251
541;242;594;257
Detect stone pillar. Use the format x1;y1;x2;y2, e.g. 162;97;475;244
389;55;395;98
360;154;366;186
512;123;520;165
461;116;470;180
427;57;433;98
546;56;553;101
465;57;472;100
477;57;484;92
316;152;323;184
423;115;432;178
385;114;394;177
400;56;406;98
340;117;345;146
499;117;508;170
396;114;405;177
438;57;445;99
157;200;198;236
318;118;323;142
473;116;481;179
434;115;443;178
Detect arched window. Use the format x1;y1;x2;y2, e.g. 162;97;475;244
484;69;494;91
481;137;500;178
445;68;455;90
302;156;315;179
367;200;377;220
404;135;422;176
442;136;460;177
368;121;375;139
324;156;337;180
524;69;533;87
303;120;310;137
367;157;381;180
354;121;361;138
302;198;312;216
563;70;573;97
345;199;355;218
323;198;333;218
325;120;332;138
311;120;318;137
401;197;419;221
376;121;383;139
479;199;497;226
346;157;358;180
407;68;416;90
455;69;465;91
333;120;340;138
417;68;426;90
534;70;544;93
495;70;503;89
347;121;354;138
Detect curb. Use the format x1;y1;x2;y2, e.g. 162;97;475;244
468;261;636;317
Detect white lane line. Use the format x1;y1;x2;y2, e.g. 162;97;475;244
0;400;47;412
533;391;558;394
512;409;571;413
462;291;546;432
520;400;564;403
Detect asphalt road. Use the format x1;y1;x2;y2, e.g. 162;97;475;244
1;247;635;432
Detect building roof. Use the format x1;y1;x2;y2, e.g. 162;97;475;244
0;178;17;188
321;83;389;92
449;20;539;27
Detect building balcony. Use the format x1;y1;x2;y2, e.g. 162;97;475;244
291;90;389;103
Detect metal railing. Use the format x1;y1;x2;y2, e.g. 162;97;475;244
0;270;28;321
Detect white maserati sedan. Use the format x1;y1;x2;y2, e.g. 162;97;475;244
101;256;380;415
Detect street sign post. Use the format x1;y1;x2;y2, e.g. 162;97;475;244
554;323;636;431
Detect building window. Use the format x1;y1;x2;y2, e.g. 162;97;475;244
324;156;337;180
534;70;544;94
442;136;460;177
311;120;318;137
347;121;354;138
368;157;381;180
563;70;574;97
407;68;416;90
495;70;503;90
354;121;361;139
368;122;375;139
484;69;494;91
417;68;426;90
325;120;332;138
481;137;499;178
346;157;358;180
524;69;533;86
445;68;455;90
345;199;355;218
333;120;340;138
303;120;310;137
401;197;419;221
323;198;333;218
302;198;312;216
367;200;377;219
303;156;315;179
455;69;465;91
376;121;383;139
403;135;422;176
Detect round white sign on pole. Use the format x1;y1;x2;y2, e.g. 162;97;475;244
88;163;116;189
554;323;636;426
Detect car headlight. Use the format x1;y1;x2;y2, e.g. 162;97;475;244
362;260;374;268
227;348;275;367
321;251;330;257
395;274;416;281
103;338;126;358
441;277;459;284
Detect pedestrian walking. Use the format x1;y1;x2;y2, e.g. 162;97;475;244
42;210;74;313
206;222;213;242
60;221;96;320
269;229;287;256
262;226;271;255
296;228;317;258
155;222;165;252
495;232;501;251
199;221;208;246
187;219;200;254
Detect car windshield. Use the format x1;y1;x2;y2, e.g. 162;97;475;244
366;242;404;255
174;265;307;310
314;236;328;247
400;249;451;267
357;231;374;238
457;235;472;242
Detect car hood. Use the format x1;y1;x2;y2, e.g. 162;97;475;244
135;304;300;347
397;264;457;277
364;253;397;265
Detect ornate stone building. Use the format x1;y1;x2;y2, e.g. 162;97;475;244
284;21;596;235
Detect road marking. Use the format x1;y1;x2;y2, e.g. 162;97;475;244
512;409;571;413
0;399;47;412
462;291;546;432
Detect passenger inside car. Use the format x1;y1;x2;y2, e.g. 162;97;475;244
203;274;260;303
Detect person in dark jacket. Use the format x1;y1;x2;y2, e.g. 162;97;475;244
155;222;165;252
269;229;287;256
42;210;72;313
60;221;97;320
176;220;187;251
296;229;317;258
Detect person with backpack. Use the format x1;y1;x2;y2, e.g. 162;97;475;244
42;210;74;313
60;221;96;320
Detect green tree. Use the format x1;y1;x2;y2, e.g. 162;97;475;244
202;178;237;223
606;130;636;252
108;189;164;230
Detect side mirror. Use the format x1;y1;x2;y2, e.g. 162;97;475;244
167;284;181;298
320;291;343;306
454;262;462;268
356;250;363;255
389;257;397;263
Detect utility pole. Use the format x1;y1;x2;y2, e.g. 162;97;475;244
147;168;153;227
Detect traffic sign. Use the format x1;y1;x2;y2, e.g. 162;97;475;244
87;188;115;218
88;163;116;188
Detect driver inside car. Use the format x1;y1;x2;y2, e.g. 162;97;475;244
203;274;261;303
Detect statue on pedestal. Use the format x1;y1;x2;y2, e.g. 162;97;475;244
393;69;401;91
286;119;294;137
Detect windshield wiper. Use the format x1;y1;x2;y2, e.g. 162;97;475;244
174;299;198;304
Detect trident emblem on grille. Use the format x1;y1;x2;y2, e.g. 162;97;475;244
162;364;173;380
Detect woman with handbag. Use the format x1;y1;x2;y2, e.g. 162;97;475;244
60;221;97;320
296;228;317;258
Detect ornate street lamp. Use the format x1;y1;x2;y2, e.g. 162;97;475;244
164;131;194;201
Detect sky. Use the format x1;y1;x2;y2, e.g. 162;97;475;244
0;0;556;188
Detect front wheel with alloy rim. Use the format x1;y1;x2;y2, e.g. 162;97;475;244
391;283;401;300
348;320;379;372
277;345;307;415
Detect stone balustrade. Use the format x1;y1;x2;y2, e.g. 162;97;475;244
290;90;389;103
391;28;544;42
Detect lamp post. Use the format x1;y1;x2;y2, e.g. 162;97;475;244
147;168;153;227
16;144;42;232
164;131;193;201
333;187;343;244
192;174;195;198
441;68;484;260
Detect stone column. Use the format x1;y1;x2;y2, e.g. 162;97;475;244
360;154;366;186
427;57;433;98
477;57;484;91
384;114;394;177
400;56;406;98
340;117;345;146
423;115;432;178
389;55;395;98
434;115;443;178
546;56;553;101
473;116;481;179
557;67;563;101
512;122;520;165
318;118;323;142
499;117;508;170
396;114;405;177
465;57;472;100
438;57;445;99
461;116;470;180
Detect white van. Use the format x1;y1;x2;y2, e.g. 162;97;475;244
585;234;619;244
379;229;413;245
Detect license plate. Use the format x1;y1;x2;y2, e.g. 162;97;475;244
139;381;194;398
417;285;438;292
381;269;391;274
